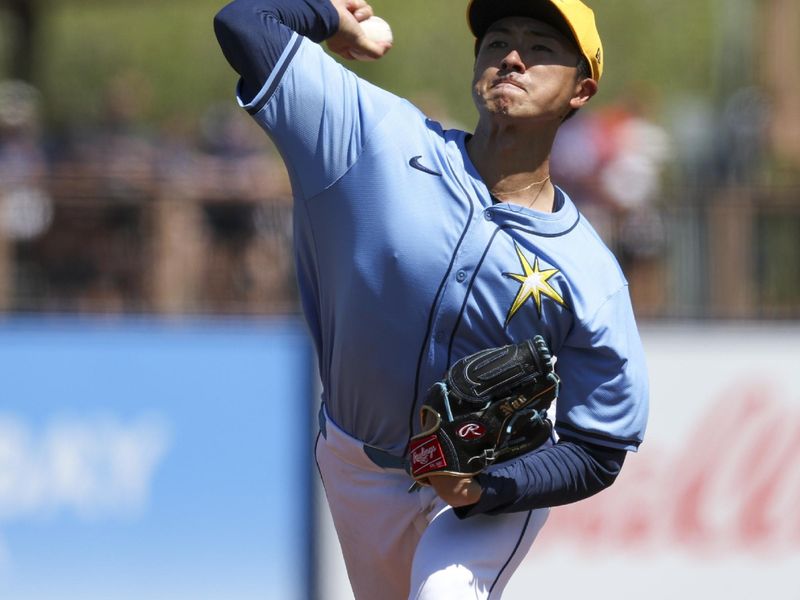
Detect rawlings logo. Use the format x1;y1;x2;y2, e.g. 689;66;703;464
457;422;486;440
410;435;446;475
412;444;438;465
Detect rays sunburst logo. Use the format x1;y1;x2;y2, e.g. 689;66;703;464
503;243;566;326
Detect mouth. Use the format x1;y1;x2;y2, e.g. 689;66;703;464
492;78;526;92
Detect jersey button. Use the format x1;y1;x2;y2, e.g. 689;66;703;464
456;270;467;282
484;210;494;221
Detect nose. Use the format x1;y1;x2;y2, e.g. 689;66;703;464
501;50;525;74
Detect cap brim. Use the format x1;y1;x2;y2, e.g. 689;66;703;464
468;0;576;47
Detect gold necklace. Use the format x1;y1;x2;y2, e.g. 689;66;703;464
492;174;551;209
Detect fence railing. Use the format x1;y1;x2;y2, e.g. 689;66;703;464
626;184;800;320
1;176;798;319
0;167;296;315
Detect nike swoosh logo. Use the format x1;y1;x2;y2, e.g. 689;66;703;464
409;155;442;177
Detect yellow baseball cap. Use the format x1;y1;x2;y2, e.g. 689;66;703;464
467;0;604;81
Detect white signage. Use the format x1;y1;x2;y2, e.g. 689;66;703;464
507;324;800;600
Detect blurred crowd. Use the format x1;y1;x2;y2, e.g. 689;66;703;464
0;75;297;315
551;91;672;311
0;71;794;318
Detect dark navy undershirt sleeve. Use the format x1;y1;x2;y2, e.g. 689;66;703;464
214;0;339;102
454;437;627;519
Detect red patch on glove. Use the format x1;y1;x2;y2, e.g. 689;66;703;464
409;434;447;476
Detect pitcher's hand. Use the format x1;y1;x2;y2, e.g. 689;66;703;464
326;0;392;60
430;475;483;508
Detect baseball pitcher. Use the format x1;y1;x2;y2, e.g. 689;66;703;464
214;0;649;597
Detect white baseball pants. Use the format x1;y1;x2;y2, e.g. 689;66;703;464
315;405;550;600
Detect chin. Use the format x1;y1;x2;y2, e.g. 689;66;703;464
489;104;529;119
482;95;514;114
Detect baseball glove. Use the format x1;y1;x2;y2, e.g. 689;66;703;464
407;336;559;485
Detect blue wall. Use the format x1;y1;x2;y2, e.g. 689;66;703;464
0;317;314;600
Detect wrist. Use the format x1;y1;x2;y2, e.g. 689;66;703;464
430;475;483;508
462;479;483;506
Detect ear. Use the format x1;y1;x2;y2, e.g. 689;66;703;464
569;78;598;111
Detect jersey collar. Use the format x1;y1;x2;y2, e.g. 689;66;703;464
450;130;582;237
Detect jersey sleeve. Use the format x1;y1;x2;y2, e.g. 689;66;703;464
554;285;649;451
454;439;627;518
245;38;402;199
215;0;402;200
214;0;338;103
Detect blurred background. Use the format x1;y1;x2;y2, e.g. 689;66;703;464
0;0;798;599
0;0;798;318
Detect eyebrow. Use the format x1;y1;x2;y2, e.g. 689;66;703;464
485;26;563;43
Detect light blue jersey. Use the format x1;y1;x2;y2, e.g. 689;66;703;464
242;34;648;455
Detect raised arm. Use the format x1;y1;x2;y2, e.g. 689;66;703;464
214;0;390;102
213;0;398;200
